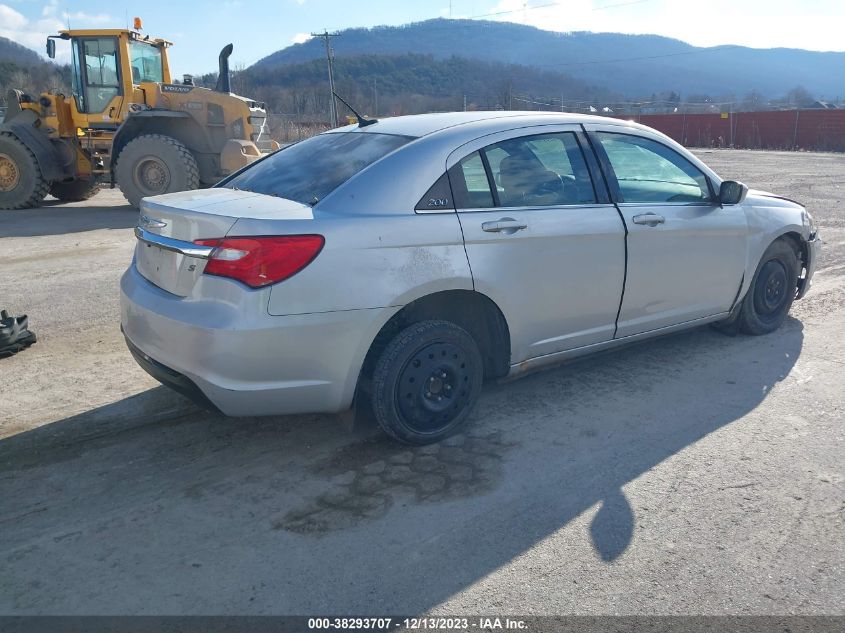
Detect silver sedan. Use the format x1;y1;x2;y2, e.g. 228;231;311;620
120;112;821;444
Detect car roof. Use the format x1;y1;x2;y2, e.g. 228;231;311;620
316;110;722;217
327;111;653;139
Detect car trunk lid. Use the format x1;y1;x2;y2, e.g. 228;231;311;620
134;189;314;297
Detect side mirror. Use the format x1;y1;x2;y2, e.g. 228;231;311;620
46;38;56;59
719;180;748;205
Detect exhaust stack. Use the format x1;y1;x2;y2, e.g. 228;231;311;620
215;44;233;93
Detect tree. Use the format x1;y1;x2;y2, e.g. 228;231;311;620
785;86;814;108
740;90;767;112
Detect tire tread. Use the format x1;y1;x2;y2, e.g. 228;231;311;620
738;237;799;336
370;320;483;444
115;134;199;207
0;131;49;210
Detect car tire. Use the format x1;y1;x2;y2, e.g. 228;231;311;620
49;179;101;202
115;134;199;208
370;320;484;445
737;238;800;335
0;131;49;210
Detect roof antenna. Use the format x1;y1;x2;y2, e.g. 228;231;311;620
332;91;377;127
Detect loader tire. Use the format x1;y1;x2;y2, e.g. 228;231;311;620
0;131;49;210
49;180;101;202
115;134;199;208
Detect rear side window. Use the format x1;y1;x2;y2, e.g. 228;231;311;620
450;132;596;209
220;132;412;205
450;151;495;209
596;132;711;203
485;133;596;206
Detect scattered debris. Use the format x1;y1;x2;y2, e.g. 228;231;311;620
0;309;37;357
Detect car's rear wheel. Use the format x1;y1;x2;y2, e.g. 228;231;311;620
370;320;483;445
738;238;799;335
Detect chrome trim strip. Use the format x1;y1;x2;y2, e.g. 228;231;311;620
134;226;215;259
456;203;614;214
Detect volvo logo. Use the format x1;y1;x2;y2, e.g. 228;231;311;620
139;215;167;229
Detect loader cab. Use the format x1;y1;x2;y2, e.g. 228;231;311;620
71;36;122;115
51;29;172;125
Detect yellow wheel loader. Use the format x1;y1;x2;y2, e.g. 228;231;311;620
0;21;278;210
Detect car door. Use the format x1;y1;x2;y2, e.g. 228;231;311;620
587;129;748;338
447;126;626;363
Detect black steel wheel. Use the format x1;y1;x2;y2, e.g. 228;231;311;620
370;320;483;444
738;238;800;335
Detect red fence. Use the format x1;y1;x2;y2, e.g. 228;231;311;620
634;109;845;152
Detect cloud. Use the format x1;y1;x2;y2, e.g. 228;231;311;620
291;32;312;44
0;4;28;30
0;2;114;63
484;0;845;52
64;11;112;25
0;3;65;60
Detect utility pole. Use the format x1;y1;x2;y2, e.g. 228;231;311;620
463;95;467;112
311;29;340;127
373;78;378;117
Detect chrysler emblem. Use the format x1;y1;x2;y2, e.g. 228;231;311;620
139;215;167;229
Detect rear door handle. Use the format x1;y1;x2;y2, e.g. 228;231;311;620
481;218;527;234
632;213;666;226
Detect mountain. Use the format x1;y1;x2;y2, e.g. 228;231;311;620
0;35;44;67
243;53;621;112
254;19;845;99
0;36;69;100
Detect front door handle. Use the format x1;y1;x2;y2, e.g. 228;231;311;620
632;213;666;226
481;218;527;234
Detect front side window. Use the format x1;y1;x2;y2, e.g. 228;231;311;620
220;132;412;205
596;132;711;203
450;132;596;209
129;41;164;83
80;37;121;113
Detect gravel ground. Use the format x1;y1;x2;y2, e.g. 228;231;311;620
0;150;842;615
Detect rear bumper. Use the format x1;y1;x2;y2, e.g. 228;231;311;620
120;264;397;417
124;335;222;414
797;234;821;299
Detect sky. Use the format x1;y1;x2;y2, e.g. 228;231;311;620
1;0;843;75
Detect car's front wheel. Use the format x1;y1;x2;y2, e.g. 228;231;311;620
738;238;800;335
370;320;484;445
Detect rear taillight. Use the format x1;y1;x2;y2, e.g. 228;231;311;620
193;235;324;288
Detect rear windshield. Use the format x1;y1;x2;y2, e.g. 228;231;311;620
219;132;413;205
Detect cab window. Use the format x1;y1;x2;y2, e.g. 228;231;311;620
79;37;121;113
129;41;164;83
596;132;711;203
